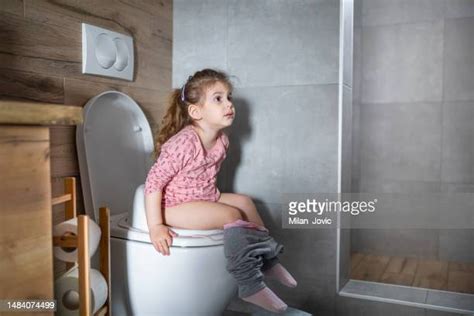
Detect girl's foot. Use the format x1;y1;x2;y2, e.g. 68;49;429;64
242;286;288;314
263;263;297;288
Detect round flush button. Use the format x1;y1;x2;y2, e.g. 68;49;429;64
95;33;116;69
113;38;129;71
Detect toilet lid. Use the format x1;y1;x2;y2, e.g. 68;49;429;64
111;213;225;247
76;91;154;222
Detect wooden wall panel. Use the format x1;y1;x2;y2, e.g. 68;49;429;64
0;0;171;182
64;78;168;129
0;51;80;82
49;126;79;177
0;68;64;103
0;0;23;17
23;0;172;90
0;0;172;282
0;12;81;62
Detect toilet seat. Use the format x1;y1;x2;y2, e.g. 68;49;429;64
111;213;224;247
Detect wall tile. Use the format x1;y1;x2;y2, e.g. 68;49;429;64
361;0;444;26
362;21;443;103
227;0;339;87
273;225;338;278
351;228;439;258
172;0;227;87
354;0;362;27
441;101;474;183
275;273;337;315
444;0;474;19
358;177;442;194
359;102;442;182
438;229;474;263
353;27;362;103
441;183;474;193
444;17;474;101
221;84;339;204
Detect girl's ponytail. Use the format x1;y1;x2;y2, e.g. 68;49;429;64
154;89;192;158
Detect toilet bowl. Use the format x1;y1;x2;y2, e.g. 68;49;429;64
76;91;237;315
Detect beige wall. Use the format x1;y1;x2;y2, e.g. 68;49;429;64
0;0;172;277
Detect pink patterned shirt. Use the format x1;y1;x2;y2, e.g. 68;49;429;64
144;125;229;208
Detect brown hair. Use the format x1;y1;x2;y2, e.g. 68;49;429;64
154;68;233;158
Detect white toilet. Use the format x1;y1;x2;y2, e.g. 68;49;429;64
76;91;237;315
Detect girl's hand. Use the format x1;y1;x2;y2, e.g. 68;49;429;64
149;224;178;256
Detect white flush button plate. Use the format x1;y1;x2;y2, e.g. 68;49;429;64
82;23;134;81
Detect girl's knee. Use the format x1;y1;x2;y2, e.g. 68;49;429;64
241;195;255;208
225;207;243;223
232;193;254;209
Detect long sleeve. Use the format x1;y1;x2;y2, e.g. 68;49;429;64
144;134;195;195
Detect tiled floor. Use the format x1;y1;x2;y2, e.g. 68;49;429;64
351;252;474;294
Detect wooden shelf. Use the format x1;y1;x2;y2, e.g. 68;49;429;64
0;100;83;126
52;177;111;316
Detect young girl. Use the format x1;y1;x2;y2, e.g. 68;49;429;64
144;69;296;314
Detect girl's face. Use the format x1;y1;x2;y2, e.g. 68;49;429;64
199;81;235;129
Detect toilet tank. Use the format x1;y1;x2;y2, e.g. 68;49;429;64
76;91;155;223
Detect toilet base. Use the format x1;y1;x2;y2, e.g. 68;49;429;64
110;237;237;315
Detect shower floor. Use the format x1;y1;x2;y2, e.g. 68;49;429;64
350;252;474;294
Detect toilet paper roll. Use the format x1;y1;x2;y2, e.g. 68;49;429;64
55;267;108;316
53;217;101;262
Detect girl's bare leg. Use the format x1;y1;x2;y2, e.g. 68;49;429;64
164;200;244;230
218;193;264;226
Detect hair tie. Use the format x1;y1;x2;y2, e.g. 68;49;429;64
180;75;193;102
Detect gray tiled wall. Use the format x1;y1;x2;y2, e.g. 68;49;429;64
352;0;474;264
226;0;339;87
173;0;474;314
174;1;341;315
219;85;339;204
361;21;443;104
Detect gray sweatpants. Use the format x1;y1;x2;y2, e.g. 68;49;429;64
223;226;284;298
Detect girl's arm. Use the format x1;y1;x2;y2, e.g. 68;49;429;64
145;190;177;256
143;132;195;254
145;190;164;229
